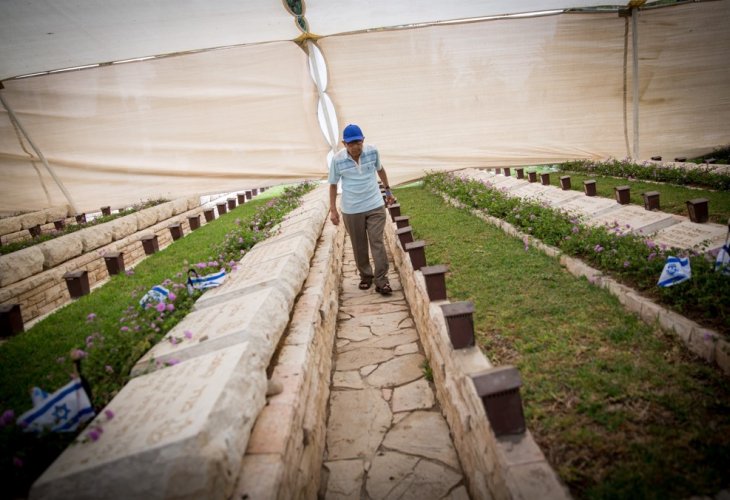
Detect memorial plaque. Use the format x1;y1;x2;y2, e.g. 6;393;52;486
586;205;679;235
194;250;310;311
31;343;267;500
651;221;728;251
133;287;289;375
559;196;622;219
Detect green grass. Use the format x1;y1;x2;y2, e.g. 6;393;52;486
545;170;730;224
394;184;730;499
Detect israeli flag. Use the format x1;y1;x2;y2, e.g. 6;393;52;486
187;270;226;293
658;256;691;287
17;379;95;433
715;244;730;276
139;285;170;308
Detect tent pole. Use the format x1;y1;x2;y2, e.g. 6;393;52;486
307;40;338;159
0;92;79;214
632;8;640;160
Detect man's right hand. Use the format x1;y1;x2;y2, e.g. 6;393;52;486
330;209;340;225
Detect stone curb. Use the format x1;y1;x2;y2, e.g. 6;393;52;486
384;211;571;500
235;203;345;499
438;191;729;376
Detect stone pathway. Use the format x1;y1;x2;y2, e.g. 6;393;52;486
320;240;469;500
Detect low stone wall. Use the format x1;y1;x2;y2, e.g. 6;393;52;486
0;206;71;244
384;216;571;500
0;196;204;326
236;217;345;499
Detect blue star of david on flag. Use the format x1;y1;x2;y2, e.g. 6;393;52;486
17;379;95;433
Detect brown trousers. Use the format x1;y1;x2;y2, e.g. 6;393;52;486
342;206;389;287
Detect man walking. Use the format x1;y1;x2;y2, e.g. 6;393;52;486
329;124;395;295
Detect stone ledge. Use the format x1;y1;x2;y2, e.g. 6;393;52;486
384;215;570;500
236;209;345;499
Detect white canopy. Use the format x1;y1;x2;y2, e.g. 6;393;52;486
1;0;728;213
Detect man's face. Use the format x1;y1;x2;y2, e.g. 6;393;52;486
344;140;363;158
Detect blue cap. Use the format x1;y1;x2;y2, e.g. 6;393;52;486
343;124;364;143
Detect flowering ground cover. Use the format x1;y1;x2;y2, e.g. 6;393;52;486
395;184;730;499
425;172;730;336
0;182;315;497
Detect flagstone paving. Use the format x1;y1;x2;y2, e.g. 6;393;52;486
321;240;468;499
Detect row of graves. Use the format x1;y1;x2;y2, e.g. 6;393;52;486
0;188;268;337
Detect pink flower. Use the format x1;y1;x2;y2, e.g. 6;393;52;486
155;302;166;313
196;262;207;269
125;269;135;276
648;252;657;261
184;330;193;339
88;429;101;441
170;337;179;345
571;226;579;234
104;409;115;420
594;244;604;253
623;261;630;268
105;365;114;374
86;313;97;322
167;292;177;301
120;326;129;332
71;349;88;359
165;358;180;366
166;303;175;312
0;409;15;427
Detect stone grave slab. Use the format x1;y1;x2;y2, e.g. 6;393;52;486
31;343;267;500
509;183;554;201
487;176;529;191
585;204;679;235
650;220;728;251
243;229;317;272
271;213;325;233
558;196;623;219
195;250;309;310
538;188;584;207
132;287;289;376
244;231;317;268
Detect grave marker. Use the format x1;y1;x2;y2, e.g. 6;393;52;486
31;343;267;500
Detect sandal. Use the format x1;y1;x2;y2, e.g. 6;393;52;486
358;279;372;290
375;283;392;295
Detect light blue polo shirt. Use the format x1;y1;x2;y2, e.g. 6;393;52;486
328;144;384;215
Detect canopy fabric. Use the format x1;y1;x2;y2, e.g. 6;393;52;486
0;1;640;81
0;42;328;213
0;1;728;214
305;0;628;36
0;0;301;81
321;1;730;184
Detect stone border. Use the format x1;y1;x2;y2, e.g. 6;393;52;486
0;206;71;240
384;214;571;500
437;192;729;376
235;217;345;499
